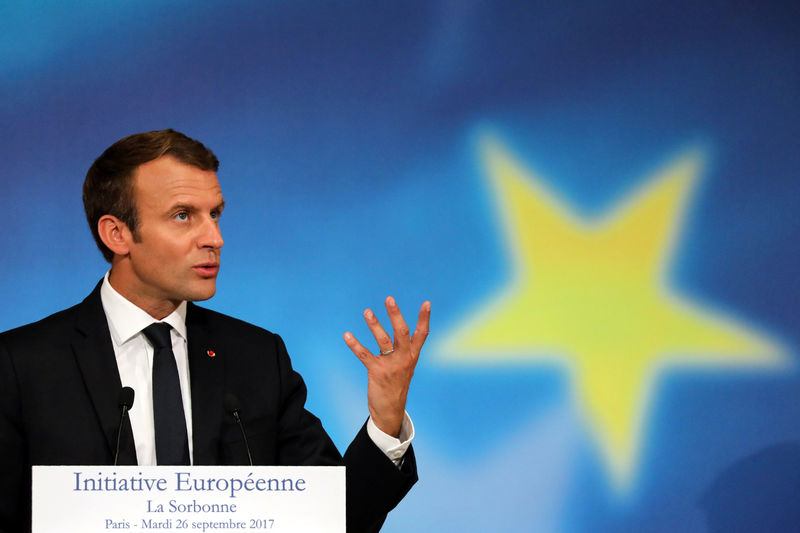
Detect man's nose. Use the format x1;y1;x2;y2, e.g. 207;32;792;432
198;216;224;249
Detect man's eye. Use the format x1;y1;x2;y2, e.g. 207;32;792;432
211;211;220;220
174;212;188;221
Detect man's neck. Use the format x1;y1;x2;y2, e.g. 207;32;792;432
107;267;181;320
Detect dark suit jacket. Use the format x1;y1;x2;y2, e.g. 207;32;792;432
0;283;417;533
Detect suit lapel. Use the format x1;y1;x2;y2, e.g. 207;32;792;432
186;303;225;465
70;282;137;465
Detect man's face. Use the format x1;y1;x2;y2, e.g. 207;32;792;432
113;155;225;316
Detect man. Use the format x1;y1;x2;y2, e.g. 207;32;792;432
0;129;429;533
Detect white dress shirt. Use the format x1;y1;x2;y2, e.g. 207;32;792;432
99;272;412;466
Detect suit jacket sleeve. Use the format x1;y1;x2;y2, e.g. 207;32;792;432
0;336;28;533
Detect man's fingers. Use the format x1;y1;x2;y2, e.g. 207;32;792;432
363;308;394;353
385;296;411;350
410;301;431;355
343;332;374;369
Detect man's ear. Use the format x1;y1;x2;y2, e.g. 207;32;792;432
97;215;133;257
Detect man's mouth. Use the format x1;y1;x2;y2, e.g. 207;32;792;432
192;262;220;278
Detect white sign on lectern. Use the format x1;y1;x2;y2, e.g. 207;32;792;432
33;465;345;533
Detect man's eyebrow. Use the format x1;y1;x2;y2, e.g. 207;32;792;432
168;203;198;213
167;200;225;213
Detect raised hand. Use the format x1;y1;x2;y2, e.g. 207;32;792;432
343;297;430;437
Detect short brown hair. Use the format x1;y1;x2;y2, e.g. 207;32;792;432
83;129;219;262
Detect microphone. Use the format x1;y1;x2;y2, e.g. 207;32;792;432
224;393;253;466
114;387;135;466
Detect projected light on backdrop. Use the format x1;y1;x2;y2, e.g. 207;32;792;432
437;137;787;490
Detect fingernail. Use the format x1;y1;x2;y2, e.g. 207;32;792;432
344;332;352;340
364;309;374;319
387;296;396;307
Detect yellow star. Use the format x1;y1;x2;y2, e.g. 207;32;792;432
438;137;787;490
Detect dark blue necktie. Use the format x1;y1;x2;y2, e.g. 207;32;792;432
142;323;190;465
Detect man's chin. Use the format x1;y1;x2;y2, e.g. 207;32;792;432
186;282;217;302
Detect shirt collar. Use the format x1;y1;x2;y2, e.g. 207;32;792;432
100;271;188;347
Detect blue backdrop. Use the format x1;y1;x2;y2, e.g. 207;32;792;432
2;1;799;531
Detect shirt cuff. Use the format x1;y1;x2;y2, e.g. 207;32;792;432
366;412;415;467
